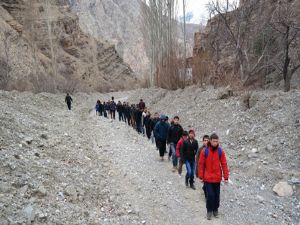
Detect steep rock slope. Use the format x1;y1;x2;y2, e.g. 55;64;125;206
0;0;137;92
69;0;200;78
69;0;149;77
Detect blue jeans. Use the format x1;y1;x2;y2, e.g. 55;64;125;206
170;143;178;167
185;160;195;185
205;183;220;212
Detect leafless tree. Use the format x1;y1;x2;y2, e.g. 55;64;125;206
207;0;273;85
141;0;182;89
269;0;300;92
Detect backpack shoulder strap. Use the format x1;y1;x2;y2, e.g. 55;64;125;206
204;147;209;158
218;147;222;158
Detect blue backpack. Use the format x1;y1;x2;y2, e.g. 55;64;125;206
204;147;222;159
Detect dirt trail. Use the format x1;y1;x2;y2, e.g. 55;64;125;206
85;109;224;225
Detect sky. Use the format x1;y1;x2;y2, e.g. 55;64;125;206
178;0;238;24
178;0;211;25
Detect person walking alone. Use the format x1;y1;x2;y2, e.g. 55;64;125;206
65;93;73;110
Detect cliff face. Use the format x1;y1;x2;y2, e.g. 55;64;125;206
69;0;200;79
193;0;300;89
0;0;137;92
69;0;150;78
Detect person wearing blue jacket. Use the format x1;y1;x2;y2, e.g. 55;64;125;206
95;100;101;116
154;114;170;160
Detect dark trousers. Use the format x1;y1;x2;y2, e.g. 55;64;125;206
118;112;123;121
203;184;207;200
205;182;220;212
157;139;166;157
136;121;143;133
127;116;131;125
67;102;71;110
145;126;151;139
99;110;103;116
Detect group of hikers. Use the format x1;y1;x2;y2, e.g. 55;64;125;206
93;96;230;220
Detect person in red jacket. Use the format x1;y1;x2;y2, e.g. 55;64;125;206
198;133;229;220
175;130;188;176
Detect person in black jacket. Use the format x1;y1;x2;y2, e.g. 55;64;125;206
181;129;199;190
150;112;160;148
117;101;123;121
154;115;170;160
135;107;143;134
65;93;73;110
138;99;146;110
167;116;183;172
125;103;131;125
110;97;117;120
144;111;152;139
99;101;104;116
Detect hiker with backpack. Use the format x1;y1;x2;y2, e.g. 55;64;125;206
195;135;210;199
95;100;101;116
181;129;198;190
151;112;160;148
167;116;183;172
154;114;170;160
65;93;73;110
176;130;188;176
198;133;229;220
110;97;117;120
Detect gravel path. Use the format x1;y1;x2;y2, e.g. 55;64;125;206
87;112;224;225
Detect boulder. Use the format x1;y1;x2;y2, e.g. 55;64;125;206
273;182;293;197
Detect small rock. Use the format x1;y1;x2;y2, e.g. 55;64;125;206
34;152;40;157
64;186;77;197
38;212;48;220
273;181;293;197
24;137;33;144
40;134;48;139
36;185;47;197
288;178;300;185
13;154;21;159
23;205;34;223
251;148;259;153
257;195;264;203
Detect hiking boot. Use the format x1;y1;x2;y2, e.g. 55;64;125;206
207;212;213;220
190;184;196;190
213;210;219;218
185;178;189;187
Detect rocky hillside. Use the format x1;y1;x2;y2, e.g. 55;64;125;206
0;0;138;93
69;0;149;78
193;0;300;90
69;0;200;78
